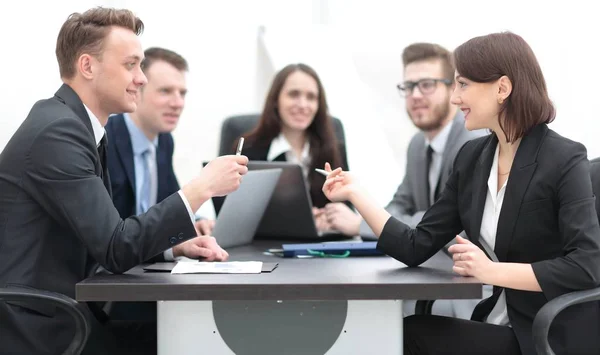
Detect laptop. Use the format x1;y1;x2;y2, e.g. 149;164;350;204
210;161;346;241
211;168;282;248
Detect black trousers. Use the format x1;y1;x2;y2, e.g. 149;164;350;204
82;317;157;355
404;315;522;355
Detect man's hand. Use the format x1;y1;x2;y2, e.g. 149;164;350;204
324;203;361;236
172;236;229;261
195;219;215;235
181;155;249;212
199;155;249;197
313;207;331;232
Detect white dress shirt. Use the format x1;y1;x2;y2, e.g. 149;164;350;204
267;133;311;179
424;120;453;205
85;107;195;261
481;144;510;326
84;105;106;147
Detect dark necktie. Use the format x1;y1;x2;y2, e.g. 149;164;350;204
426;145;442;206
425;145;434;206
97;134;112;196
98;135;107;169
90;134;112;322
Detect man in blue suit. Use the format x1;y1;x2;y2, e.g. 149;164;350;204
106;47;225;323
106;47;219;263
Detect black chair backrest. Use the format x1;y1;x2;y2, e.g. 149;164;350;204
590;157;600;219
531;157;600;355
218;114;346;156
0;288;91;355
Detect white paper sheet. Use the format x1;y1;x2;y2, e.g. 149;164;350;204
170;261;263;274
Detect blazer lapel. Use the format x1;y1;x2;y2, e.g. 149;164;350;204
416;143;430;208
494;124;545;262
54;84;103;179
272;153;287;162
113;115;136;194
470;135;497;251
156;136;169;201
55;84;94;140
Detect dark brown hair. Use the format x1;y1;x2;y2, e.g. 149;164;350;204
402;42;455;81
453;32;555;142
244;63;342;201
141;47;188;75
56;7;144;79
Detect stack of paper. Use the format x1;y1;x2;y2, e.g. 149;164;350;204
170;261;263;274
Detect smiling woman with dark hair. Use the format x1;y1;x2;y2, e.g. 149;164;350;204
240;63;349;232
320;32;600;355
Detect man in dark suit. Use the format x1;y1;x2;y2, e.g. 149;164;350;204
0;8;247;355
325;42;487;318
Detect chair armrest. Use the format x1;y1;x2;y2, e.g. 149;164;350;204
533;286;600;355
0;288;92;355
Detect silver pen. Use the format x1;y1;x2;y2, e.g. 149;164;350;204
236;137;245;155
315;168;330;177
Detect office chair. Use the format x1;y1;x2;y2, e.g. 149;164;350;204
532;286;600;355
530;157;600;354
218;114;346;156
0;287;92;355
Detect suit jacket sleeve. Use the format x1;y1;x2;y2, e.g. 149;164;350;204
24;118;197;274
531;144;600;299
376;142;468;266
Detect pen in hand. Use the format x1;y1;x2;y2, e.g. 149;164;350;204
315;168;330;177
236;137;244;156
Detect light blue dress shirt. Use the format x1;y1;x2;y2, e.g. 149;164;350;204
124;113;159;215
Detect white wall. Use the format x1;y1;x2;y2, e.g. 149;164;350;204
1;0;598;218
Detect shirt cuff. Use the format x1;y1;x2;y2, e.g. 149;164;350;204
163;248;174;261
177;190;196;225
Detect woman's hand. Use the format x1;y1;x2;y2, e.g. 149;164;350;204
321;162;357;203
448;235;495;281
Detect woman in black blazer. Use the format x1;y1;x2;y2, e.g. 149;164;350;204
321;32;600;355
240;63;349;231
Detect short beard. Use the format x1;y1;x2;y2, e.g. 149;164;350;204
408;96;451;132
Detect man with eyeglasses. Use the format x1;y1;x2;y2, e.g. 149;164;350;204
325;42;487;318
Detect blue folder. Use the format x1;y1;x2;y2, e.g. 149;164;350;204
280;241;383;258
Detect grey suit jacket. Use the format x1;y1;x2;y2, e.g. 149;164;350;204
0;84;197;355
361;112;488;237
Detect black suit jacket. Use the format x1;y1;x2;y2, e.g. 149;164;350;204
0;84;196;355
590;157;600;216
242;141;350;209
105;114;180;221
378;124;600;355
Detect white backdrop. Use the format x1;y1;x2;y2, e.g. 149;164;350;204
1;0;598;218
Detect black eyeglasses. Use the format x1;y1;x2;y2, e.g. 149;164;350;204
397;78;452;97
